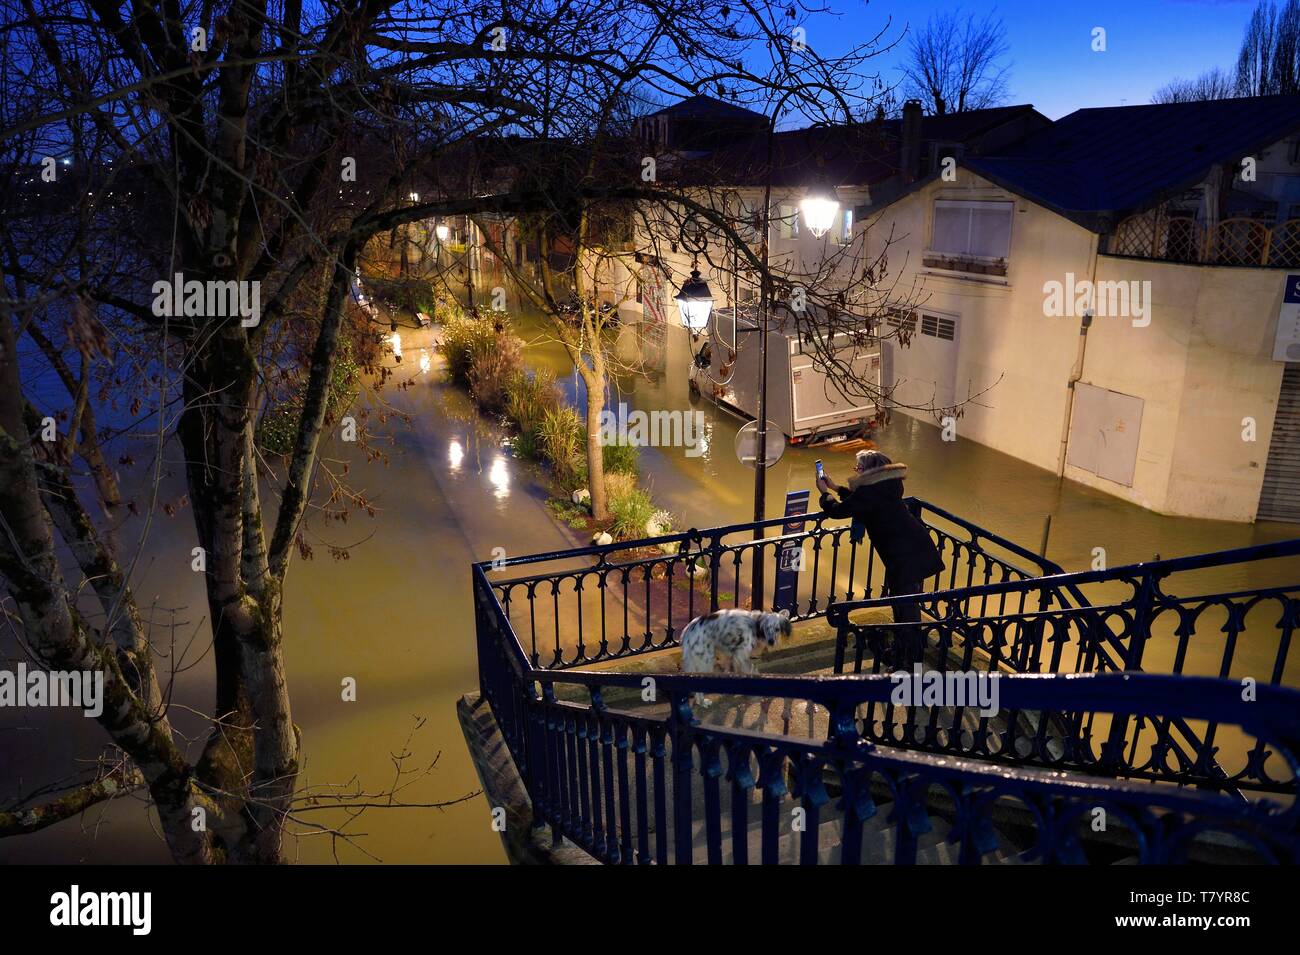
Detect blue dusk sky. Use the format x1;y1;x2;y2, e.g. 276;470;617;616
811;0;1261;118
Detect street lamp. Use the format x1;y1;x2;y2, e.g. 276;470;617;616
800;178;840;239
749;93;847;601
674;267;714;334
435;223;450;242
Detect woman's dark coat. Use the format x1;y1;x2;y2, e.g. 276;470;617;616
818;463;944;585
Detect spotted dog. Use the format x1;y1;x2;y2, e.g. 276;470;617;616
680;608;792;706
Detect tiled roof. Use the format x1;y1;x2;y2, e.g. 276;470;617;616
680;105;1044;188
962;94;1300;229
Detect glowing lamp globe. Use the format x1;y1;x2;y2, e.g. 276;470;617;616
674;269;714;333
800;184;840;239
435;224;450;242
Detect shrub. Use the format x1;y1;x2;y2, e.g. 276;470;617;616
606;477;655;541
510;426;540;461
603;469;637;503
646;508;674;535
468;333;522;415
438;309;499;387
506;368;561;438
601;439;639;476
257;340;361;457
539;406;584;489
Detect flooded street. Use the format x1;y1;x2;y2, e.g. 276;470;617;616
2;327;575;865
514;307;1300;694
4;302;1297;865
515;309;1297;573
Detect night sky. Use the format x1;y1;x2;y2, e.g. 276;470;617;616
810;0;1257;118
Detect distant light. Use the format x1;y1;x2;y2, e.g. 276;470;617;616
408;191;419;202
449;439;464;471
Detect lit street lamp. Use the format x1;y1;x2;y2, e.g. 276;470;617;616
750;97;842;600
799;179;840;238
674;267;714;334
435;223;450;242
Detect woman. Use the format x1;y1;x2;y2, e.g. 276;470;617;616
816;450;944;667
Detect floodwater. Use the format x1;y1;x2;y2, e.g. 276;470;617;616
3;299;1297;865
1;329;571;865
514;308;1300;686
514;308;1297;572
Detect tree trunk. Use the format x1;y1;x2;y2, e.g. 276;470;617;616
583;359;608;520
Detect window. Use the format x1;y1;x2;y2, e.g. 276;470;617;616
839;208;854;244
777;203;799;239
930;200;1013;260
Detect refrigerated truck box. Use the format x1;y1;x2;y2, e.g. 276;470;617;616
692;304;881;445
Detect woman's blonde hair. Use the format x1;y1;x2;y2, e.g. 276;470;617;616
854;449;892;471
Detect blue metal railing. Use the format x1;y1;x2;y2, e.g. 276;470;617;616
488;499;1075;670
829;538;1300;793
472;505;1300;864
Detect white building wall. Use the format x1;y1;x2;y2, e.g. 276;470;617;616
862;170;1293;522
862;174;1093;474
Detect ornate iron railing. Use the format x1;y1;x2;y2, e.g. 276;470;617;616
829;538;1300;794
489;499;1080;670
472;508;1300;864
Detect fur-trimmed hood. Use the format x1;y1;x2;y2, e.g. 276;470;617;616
847;462;908;490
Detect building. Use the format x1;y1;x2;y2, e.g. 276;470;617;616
859;94;1300;522
623;96;1049;328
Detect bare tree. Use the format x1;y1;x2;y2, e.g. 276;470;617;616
0;0;910;862
1152;67;1239;103
902;10;1011;115
1236;0;1300;95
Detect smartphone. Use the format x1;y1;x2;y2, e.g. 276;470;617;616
815;459;824;479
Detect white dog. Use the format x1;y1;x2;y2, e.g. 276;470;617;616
680;608;792;706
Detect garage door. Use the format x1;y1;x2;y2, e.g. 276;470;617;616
1259;363;1300;523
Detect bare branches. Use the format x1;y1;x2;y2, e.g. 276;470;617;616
901;9;1011;115
0;753;144;838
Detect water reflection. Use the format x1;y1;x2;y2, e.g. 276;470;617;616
448;438;464;471
488;455;510;498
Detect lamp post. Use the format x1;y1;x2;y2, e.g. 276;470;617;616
751;106;839;601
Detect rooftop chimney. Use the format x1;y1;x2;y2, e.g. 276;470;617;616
900;99;923;184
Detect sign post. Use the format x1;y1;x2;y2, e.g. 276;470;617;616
772;489;810;615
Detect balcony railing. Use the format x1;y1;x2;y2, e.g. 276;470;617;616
472;503;1300;864
1107;213;1300;268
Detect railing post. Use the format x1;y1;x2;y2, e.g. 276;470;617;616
1102;572;1157;773
707;533;722;613
668;691;695;864
1125;572;1156;671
